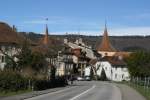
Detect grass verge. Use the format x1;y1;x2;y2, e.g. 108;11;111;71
0;89;32;97
126;82;150;100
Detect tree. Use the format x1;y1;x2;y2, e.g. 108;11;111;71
100;68;107;81
126;51;150;77
31;52;47;72
16;40;48;78
50;65;56;80
17;40;33;71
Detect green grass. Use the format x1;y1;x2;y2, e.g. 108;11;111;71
126;82;150;100
0;89;32;96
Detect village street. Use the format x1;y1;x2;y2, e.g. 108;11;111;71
24;81;145;100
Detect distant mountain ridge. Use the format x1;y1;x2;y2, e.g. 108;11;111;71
22;32;150;51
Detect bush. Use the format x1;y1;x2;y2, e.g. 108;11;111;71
0;71;28;92
126;51;150;77
33;76;68;91
0;71;68;92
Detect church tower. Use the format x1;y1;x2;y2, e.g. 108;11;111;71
97;24;116;57
43;22;49;46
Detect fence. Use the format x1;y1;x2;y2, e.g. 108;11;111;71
129;77;150;93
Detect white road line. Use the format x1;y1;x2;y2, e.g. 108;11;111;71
24;86;77;100
45;86;77;95
69;85;96;100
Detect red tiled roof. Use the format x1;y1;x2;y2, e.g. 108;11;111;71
71;48;82;57
0;22;36;46
97;26;116;52
32;45;49;55
0;22;22;44
101;56;126;66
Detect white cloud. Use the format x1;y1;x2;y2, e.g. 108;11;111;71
110;27;150;36
41;26;150;36
22;15;150;36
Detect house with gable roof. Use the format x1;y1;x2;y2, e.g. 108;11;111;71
85;24;130;81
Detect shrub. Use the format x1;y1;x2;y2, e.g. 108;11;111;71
0;71;28;92
33;76;68;91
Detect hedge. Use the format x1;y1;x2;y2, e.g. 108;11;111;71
0;71;28;92
33;76;68;91
0;71;68;92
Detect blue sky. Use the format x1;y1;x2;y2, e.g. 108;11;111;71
1;0;150;36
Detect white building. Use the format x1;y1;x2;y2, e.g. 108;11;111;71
0;22;22;70
56;47;74;76
85;56;130;81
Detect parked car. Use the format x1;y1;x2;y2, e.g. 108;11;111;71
84;76;91;81
77;76;84;81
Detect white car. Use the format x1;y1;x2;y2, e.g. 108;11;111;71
77;77;84;81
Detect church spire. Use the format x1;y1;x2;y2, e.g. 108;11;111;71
97;23;116;52
104;21;108;38
43;18;49;45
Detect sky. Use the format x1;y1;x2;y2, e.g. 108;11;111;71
1;0;150;36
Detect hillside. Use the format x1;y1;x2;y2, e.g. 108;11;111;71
23;32;150;52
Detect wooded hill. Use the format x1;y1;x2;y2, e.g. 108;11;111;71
23;32;150;52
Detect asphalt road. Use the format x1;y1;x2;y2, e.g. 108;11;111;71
25;81;121;100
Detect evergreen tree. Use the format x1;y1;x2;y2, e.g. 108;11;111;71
100;68;107;81
50;65;56;80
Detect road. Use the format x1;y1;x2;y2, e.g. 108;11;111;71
25;81;121;100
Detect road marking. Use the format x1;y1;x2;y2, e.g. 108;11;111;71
45;86;77;95
24;86;77;100
69;85;96;100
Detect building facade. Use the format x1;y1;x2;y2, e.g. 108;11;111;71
0;22;22;70
85;56;130;81
56;49;74;76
